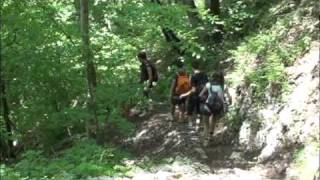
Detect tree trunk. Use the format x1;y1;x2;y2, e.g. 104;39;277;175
181;0;200;27
151;0;184;55
205;0;220;16
0;65;15;158
205;0;222;42
161;28;184;55
74;0;81;27
80;0;99;135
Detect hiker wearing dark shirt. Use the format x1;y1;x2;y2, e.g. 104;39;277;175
180;61;208;127
137;51;159;97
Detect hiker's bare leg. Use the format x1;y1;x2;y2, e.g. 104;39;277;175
212;116;217;136
177;104;182;122
179;104;185;122
170;102;176;121
182;108;186;122
186;97;196;127
202;115;210;146
203;115;209;138
187;115;194;127
208;115;214;136
208;114;218;138
195;113;201;131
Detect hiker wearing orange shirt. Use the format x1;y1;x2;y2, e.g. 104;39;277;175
170;61;191;122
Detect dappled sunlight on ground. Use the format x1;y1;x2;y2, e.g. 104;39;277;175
119;103;277;180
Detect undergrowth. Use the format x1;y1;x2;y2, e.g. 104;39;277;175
223;0;316;131
1;139;135;180
228;2;314;102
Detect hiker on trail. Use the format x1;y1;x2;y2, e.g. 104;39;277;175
170;61;191;122
138;51;159;97
179;61;208;127
199;71;225;146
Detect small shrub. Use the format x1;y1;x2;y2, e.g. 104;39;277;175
8;139;134;180
0;164;22;180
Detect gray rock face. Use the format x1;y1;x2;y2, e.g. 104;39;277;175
237;42;320;163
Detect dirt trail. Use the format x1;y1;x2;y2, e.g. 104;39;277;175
120;103;285;180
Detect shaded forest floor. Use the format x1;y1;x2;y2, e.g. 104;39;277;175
95;103;290;180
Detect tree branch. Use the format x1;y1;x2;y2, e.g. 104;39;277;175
36;2;77;47
150;0;184;55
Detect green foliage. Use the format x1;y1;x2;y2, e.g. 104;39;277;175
1;0;318;178
0;164;22;180
1;139;134;180
221;0;254;35
2;0;89;150
229;10;313;101
225;106;243;131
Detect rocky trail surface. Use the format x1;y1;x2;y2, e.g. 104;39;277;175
91;43;319;180
101;103;289;180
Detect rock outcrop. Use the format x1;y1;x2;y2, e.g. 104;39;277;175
236;42;319;163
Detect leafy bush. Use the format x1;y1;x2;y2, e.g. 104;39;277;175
1;139;134;180
229;12;313;101
225;106;243;131
222;0;254;36
0;164;22;180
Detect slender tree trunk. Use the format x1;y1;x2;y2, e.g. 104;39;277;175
0;63;15;158
205;0;220;16
181;0;200;27
0;2;15;158
80;0;99;135
151;0;184;55
74;0;81;27
161;28;184;55
205;0;222;43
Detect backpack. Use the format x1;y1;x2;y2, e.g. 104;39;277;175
141;62;159;82
150;63;159;82
175;74;191;94
206;85;224;113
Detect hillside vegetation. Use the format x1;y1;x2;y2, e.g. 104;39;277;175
1;0;318;179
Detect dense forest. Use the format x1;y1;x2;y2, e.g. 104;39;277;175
1;0;319;179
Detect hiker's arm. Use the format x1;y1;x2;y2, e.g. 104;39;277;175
179;91;190;98
199;86;207;98
179;87;195;98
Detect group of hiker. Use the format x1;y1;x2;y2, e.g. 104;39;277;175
137;51;231;145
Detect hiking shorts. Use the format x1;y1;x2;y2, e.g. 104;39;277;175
171;95;186;105
200;104;223;117
187;95;201;115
